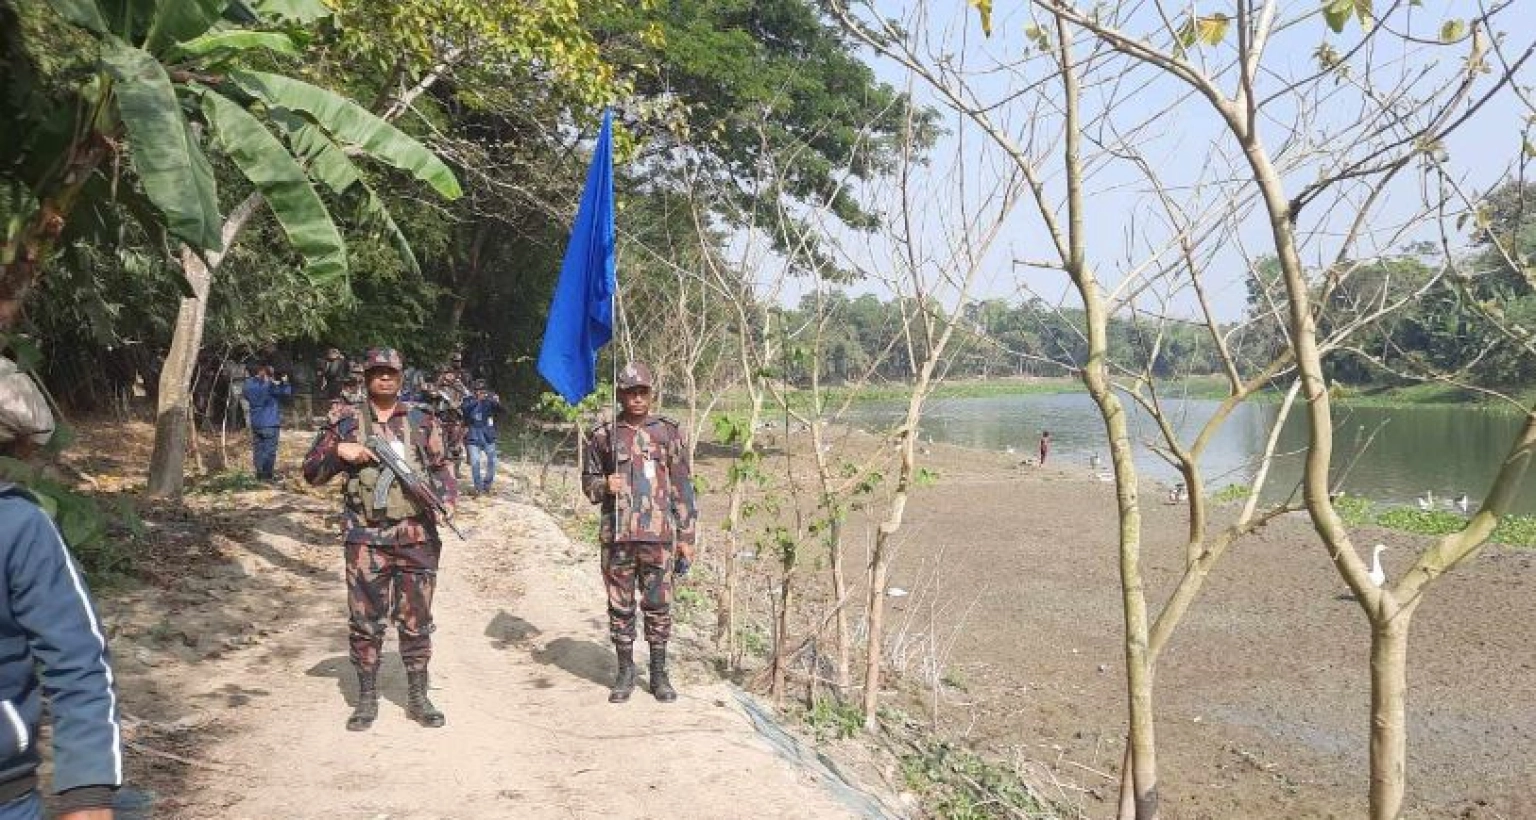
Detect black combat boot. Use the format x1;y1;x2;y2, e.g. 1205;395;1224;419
650;643;677;703
405;670;446;728
609;643;636;703
347;670;379;731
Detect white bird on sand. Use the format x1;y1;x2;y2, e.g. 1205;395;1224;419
1416;491;1434;512
1167;483;1187;504
1088;453;1101;470
1454;493;1470;514
1367;544;1388;588
885;587;909;598
1004;445;1017;455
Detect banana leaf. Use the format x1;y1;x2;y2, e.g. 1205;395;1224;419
101;36;223;251
201;91;346;284
229;70;462;200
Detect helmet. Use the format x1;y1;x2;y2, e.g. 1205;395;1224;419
616;361;654;390
363;347;403;372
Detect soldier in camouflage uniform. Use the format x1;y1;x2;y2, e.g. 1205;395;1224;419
303;347;458;731
582;362;697;703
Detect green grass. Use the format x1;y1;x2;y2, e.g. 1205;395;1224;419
898;737;1062;819
1317;381;1536;412
189;470;267;494
1327;501;1536;548
802;698;864;741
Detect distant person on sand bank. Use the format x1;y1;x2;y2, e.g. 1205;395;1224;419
1039;431;1051;466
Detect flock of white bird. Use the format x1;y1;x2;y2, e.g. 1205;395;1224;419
1416;489;1473;515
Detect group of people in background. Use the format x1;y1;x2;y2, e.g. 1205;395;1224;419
244;348;503;496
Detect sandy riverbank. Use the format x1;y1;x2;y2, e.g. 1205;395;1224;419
690;424;1536;819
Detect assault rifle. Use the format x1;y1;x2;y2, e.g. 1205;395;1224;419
364;435;466;540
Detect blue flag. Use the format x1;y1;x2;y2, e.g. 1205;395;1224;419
538;109;616;405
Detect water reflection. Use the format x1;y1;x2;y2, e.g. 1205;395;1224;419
842;392;1536;514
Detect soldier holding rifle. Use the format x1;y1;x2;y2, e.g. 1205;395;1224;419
303;347;457;731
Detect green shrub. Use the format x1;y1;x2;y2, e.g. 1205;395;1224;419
1211;484;1250;503
1375;507;1467;536
1334;494;1375;526
1491;515;1536;548
804;698;863;741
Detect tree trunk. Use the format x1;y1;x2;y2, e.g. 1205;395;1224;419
146;195;261;498
1369;615;1412;820
770;568;794;703
860;528;893;731
146;246;214;499
829;513;851;696
1089;383;1158;820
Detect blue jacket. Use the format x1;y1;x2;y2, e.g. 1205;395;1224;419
461;395;502;445
0;487;122;798
243;376;293;429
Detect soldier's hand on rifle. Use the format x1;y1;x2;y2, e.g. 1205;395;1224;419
337;442;376;465
605;474;625;495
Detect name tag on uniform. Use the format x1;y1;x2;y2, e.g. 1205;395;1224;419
487;418;494;428
643;457;656;481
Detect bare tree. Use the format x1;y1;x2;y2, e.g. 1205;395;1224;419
1006;2;1535;817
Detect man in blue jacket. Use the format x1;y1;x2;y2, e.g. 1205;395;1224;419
0;363;121;819
461;379;502;496
242;364;293;482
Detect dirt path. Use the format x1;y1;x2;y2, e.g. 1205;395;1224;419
105;487;886;819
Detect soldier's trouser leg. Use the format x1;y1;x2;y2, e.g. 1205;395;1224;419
390;541;441;673
345;543;389;673
601;541;638;644
636;542;673;646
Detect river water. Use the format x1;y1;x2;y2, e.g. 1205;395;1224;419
841;391;1536;514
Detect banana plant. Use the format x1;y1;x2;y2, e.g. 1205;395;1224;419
0;0;461;312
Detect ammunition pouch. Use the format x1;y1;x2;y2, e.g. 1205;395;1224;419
345;465;425;523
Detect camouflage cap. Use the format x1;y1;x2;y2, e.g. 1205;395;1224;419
472;378;488;390
616;361;654;390
363;347;404;372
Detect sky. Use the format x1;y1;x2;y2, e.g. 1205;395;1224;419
759;0;1536;324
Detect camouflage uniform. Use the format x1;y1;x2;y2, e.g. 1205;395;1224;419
583;416;697;643
428;371;468;477
303;347;457;729
582;362;697;703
